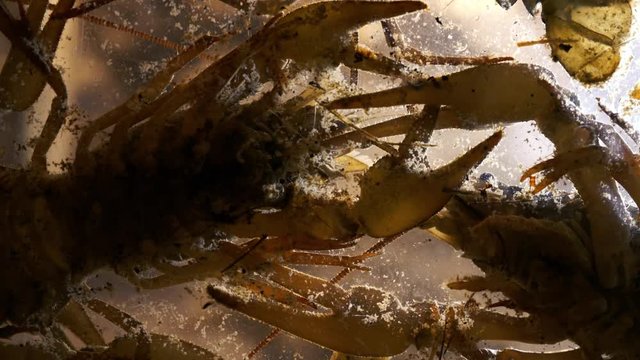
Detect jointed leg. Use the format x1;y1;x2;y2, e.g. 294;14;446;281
263;264;350;310
122;237;374;290
524;131;640;211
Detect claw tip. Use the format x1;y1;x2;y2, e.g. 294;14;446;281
481;129;504;150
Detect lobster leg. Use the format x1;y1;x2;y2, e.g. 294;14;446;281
123;239;372;290
523;143;640;211
207;281;429;357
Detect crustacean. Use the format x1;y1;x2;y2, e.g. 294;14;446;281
0;0;512;358
497;0;632;83
425;160;640;360
327;63;640;357
208;255;496;360
209;58;640;358
327;62;637;289
2;0;637;359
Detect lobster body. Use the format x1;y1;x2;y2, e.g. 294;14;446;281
0;107;296;326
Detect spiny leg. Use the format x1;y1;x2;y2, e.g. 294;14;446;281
321;104;439;174
222;236;377;272
339;16;514;91
218;236;384;311
323;112;418;149
260;264;350;310
343;18;410;84
204;261;350;312
380;18;513;67
322;103;400;155
400;47;514;67
597;101;640;146
119;241;246;290
343;42;410;81
228;274;320;310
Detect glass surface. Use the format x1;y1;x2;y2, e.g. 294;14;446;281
1;1;639;359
